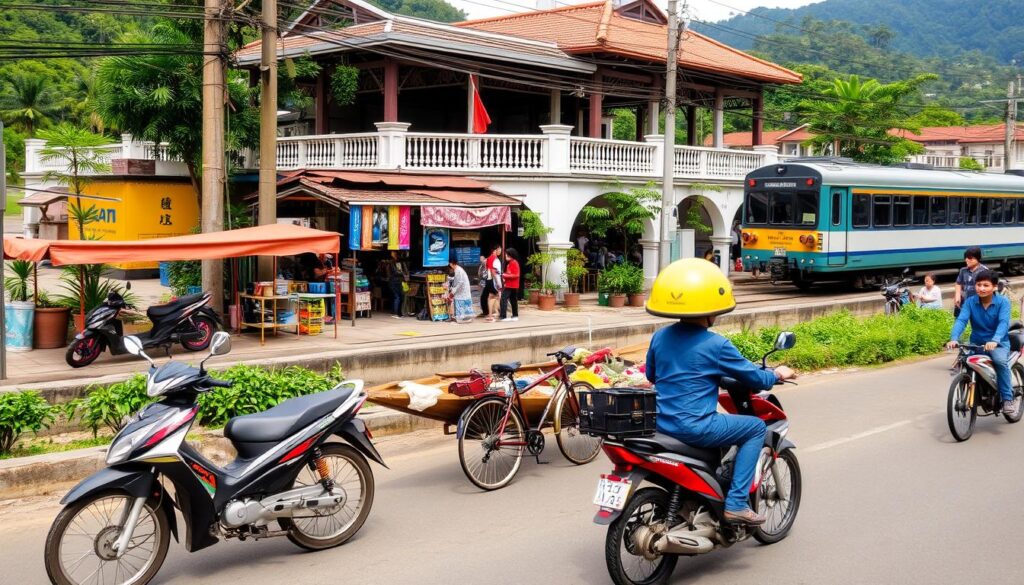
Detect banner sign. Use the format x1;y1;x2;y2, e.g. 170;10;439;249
422;227;450;267
398;206;411;250
361;206;373;249
348;205;362;250
387;206;400;250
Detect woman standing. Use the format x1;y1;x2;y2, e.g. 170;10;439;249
447;257;475;323
385;251;409;319
500;248;521;322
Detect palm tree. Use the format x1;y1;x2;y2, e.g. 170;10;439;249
37;124;111;241
0;74;55;136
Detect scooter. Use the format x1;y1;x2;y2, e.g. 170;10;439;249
881;270;916;315
45;332;384;585
591;332;802;585
65;284;221;368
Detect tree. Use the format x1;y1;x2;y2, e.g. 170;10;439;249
800;74;936;164
94;20;259;198
580;183;661;256
37;124;111;241
909;105;965;128
369;0;466;22
0;73;55;136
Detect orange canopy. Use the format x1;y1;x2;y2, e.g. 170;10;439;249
5;224;340;266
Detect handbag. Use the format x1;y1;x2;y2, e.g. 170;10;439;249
448;369;492;397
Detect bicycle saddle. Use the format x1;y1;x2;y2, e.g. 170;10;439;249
491;362;521;374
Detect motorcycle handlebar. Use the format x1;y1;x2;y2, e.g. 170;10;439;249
207;379;233;389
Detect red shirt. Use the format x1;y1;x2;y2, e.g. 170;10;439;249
503;259;521;289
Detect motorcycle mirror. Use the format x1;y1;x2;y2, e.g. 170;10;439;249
209;331;231;357
126;281;132;291
774;331;797;351
902;267;911;276
124;336;155;366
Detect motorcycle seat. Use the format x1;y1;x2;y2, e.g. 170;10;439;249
147;293;206;320
225;385;354;446
491;361;521;374
623;433;721;468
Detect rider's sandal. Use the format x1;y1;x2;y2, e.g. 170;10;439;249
723;509;767;526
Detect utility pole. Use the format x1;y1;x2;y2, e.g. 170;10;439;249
201;0;227;311
258;0;278;279
1;121;7;380
1008;81;1018;172
659;0;683;270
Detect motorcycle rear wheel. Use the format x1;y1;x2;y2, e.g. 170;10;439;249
44;490;169;585
947;373;977;442
1003;364;1024;424
752;449;802;544
279;443;375;550
180;316;215;352
605;487;678;585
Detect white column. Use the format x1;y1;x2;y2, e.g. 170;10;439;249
710;235;732;277
24;138;44;173
374;121;411;169
540;124;573;173
645;134;664;177
639;238;660;287
120;133;143;159
647;101;660;135
753;144;779;166
713;89;725;149
541;241;573;298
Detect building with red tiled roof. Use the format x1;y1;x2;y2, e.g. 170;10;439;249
708;125;818;157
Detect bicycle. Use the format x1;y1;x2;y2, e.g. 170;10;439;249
457;346;602;490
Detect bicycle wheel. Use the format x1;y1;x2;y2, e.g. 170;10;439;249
1003;363;1024;424
947;372;976;441
554;382;603;465
458;398;525;490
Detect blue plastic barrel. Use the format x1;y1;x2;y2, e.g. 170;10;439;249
4;301;35;352
158;262;170;287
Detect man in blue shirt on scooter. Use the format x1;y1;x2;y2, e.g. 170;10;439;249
948;269;1014;413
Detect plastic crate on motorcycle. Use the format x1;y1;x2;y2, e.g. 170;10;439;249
578;387;656;439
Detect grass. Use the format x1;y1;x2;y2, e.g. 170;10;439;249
0;435;112;460
5;192;21;217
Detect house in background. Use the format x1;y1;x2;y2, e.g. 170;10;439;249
709;124;817;157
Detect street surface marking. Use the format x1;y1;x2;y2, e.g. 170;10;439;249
804;413;934;453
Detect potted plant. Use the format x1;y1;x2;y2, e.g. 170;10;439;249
602;263;628;308
55;264;134;331
623;263;646;307
563;248;587;308
538;281;560;311
596;270;611;306
524;271;540;305
527;248;565;307
33;292;71;349
4;260;35;351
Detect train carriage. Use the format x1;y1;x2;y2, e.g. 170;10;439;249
740;159;1024;288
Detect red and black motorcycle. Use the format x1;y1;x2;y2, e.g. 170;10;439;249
588;332;802;585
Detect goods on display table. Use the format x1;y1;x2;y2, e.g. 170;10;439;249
425;272;450;321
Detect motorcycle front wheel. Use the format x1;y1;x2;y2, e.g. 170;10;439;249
44;491;170;585
1003;363;1024;424
65;337;104;368
753;449;802;544
605;487;678;585
180;316;216;352
947;372;977;441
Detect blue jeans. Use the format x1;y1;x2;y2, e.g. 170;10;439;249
664;413;767;513
988;347;1014;401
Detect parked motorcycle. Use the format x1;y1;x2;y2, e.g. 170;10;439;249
66;285;221;368
882;270;915;315
946;322;1024;441
45;332;383;585
591;332;801;585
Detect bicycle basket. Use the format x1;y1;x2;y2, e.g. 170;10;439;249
578;387;656;439
448;369;492;397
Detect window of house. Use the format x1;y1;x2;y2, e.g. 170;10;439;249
930;196;947;225
912;196;929;226
872;195;892;227
831;191;842;226
853;194;871;228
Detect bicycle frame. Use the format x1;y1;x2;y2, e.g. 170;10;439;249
494;363;575;448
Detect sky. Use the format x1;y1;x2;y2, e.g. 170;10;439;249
447;0;821;23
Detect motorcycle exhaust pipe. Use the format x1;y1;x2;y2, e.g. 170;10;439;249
654;531;714;555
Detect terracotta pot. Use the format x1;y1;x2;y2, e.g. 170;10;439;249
528;289;541;305
33;307;71;349
537;294;557;311
563;292;581;307
628;293;646;307
609;294;627;308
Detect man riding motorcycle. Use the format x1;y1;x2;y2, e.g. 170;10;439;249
947;268;1015;414
644;258;796;526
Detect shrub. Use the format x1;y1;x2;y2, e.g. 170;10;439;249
68;375;151;437
0;391;55;454
167;260;201;297
198;363;346;427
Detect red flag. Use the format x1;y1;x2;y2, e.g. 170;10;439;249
471;75;491;134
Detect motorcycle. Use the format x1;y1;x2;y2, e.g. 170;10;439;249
44;332;384;585
66;285;221;368
592;332;802;585
881;270;915;315
946;322;1024;441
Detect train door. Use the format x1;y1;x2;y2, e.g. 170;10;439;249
828;188;848;266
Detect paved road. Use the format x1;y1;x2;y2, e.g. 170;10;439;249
4;356;1024;584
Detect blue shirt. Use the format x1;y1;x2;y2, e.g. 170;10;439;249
950;294;1011;348
646;322;778;436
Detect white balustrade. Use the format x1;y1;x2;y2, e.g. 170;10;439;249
405;133;545;171
673;145;766;180
569;137;656;175
33;144;121;174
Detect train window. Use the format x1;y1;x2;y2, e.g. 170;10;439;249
912;196;929;226
852;194;871;227
769;192;793;224
795;192;818;225
930;197;947;225
948;197;965;226
1018;199;1024;223
964;197;979;225
872;195;892;227
745;192;768;224
978;198;990;224
893;196;911;226
1004;199;1016;223
991;198;1003;225
831;192;842;226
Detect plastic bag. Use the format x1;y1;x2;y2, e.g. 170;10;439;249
398;381;443;412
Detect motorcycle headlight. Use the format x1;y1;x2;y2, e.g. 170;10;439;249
106;422;156;465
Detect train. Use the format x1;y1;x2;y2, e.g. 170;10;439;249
739;158;1024;288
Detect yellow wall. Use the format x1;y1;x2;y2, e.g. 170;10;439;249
73;180;199;270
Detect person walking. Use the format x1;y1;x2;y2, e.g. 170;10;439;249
447;256;475;323
500;248;521;322
954;247;988;317
383;251;409;319
480;244;502;319
913;273;943;309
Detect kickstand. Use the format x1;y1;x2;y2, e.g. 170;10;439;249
534;454;548;465
163;345;172;358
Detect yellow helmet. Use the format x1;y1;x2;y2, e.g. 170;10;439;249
646;258;736;318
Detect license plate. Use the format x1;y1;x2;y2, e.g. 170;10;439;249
593;475;631;510
773;247;787;257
